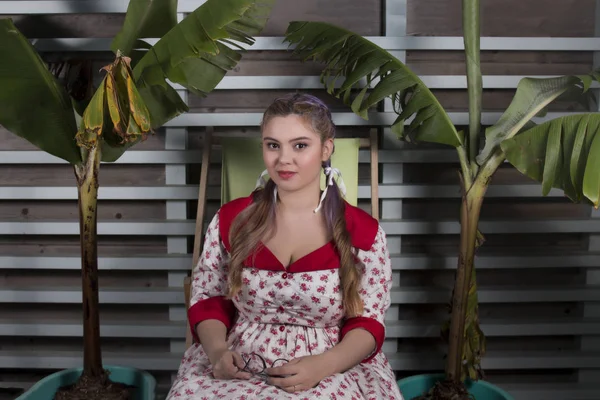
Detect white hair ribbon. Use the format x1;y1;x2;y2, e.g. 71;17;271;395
314;167;346;213
255;169;278;201
255;169;269;189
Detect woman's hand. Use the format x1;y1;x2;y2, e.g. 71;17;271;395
209;348;252;380
265;354;332;393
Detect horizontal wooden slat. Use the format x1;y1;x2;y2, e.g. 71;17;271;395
389;253;600;270
0;286;597;305
0;255;191;270
0;350;180;370
373;184;563;198
0;0;207;14
0;320;185;338
409;0;594;37
0;287;184;304
1;252;598;271
0;350;597;371
0;184;566;200
0;221;195;235
165;111;586;128
0;186;213;200
389;286;600;304
145;75;595;90
387;351;600;370
0;150;206;164
0;145;588;166
0;74;593;92
21;36;600;51
2;318;599;338
386;318;600;337
0;148;476;164
0;111;583;137
2;218;599;236
380;219;600;235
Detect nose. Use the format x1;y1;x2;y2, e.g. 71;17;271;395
278;146;293;165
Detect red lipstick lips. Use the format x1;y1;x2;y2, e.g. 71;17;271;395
277;171;296;180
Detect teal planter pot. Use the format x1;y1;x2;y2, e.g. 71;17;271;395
398;374;514;400
16;365;156;400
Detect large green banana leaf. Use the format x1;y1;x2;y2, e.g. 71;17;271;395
111;0;178;64
477;73;599;165
133;0;276;129
501;113;600;206
0;19;81;164
284;21;462;148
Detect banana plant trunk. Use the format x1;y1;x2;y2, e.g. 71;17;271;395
445;179;486;381
74;143;103;377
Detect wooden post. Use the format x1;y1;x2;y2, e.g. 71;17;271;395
370;128;379;220
185;127;213;349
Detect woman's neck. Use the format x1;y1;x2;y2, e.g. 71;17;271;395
276;182;321;213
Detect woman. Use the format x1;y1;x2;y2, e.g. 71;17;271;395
167;93;403;399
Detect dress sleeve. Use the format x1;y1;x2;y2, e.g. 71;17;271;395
187;211;236;343
340;224;392;363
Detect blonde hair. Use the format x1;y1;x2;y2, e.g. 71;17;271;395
226;93;363;317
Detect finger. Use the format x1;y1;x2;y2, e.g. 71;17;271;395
233;369;252;380
229;352;252;379
222;355;239;377
212;367;227;380
231;352;247;370
266;356;302;375
267;374;302;389
265;364;298;377
282;384;303;394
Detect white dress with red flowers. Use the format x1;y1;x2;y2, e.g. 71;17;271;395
167;196;404;400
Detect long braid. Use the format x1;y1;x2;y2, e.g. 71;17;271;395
320;160;364;317
227;179;277;297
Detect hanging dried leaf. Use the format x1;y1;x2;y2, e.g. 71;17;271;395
76;52;152;161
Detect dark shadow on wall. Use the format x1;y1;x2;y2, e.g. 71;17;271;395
2;14;100;115
9;14;79;38
0;387;24;400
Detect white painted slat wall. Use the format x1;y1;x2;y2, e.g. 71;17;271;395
0;0;599;398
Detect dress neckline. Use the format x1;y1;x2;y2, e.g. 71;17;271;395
261;240;334;269
244;240;338;273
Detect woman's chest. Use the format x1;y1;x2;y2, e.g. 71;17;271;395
233;268;344;322
262;219;330;269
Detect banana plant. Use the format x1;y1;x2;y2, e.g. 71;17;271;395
283;0;600;396
0;0;274;396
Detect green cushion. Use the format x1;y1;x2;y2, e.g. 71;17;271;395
220;137;360;206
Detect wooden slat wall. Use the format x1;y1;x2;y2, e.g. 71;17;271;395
0;0;599;398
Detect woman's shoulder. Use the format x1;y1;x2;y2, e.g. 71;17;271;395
343;201;380;251
215;194;255;250
219;194;254;218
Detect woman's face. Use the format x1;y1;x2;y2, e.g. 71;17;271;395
261;114;333;194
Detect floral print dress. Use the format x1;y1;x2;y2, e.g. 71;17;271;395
167;196;404;399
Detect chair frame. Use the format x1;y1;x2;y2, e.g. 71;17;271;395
183;128;379;349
